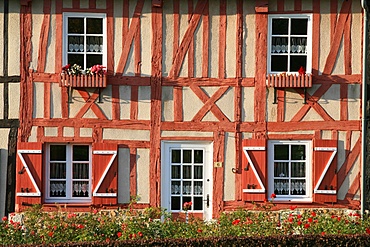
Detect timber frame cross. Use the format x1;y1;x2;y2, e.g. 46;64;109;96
190;85;230;122
74;89;107;119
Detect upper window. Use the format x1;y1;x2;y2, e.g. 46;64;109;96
45;144;92;203
268;140;312;202
268;14;312;74
63;13;107;70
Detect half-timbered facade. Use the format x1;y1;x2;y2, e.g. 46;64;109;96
1;0;366;219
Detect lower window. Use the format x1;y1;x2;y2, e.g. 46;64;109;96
45;144;92;203
268;140;312;202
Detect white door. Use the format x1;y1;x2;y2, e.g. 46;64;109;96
161;141;213;220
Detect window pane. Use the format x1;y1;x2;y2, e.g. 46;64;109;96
291;19;308;35
271;55;288;72
183;150;192;163
274;179;289;195
183;181;192;195
182;197;192;210
86;54;102;68
291;145;306;160
87;18;103;34
68;36;84;52
68;54;84;68
194;181;203;195
274;145;289;160
68;18;84;34
87;36;103;53
171;149;181;163
73;182;89;197
73;145;89;161
50;145;66;161
274;162;288;177
171;197;180;210
290;55;307;72
272;19;288;35
194;166;203;179
49;181;66;197
73;163;89;179
50;163;66;179
193;197;203;210
171;181;181;194
292;179;306;195
171;165;180;179
194;150;203;163
183;166;192;179
291;162;305;177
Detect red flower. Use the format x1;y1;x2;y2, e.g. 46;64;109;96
297;214;302;219
366;228;370;234
48;231;54;237
308;218;313;223
232;219;241;225
321;231;325;236
270;193;276;198
138;231;143;237
77;224;84;229
311;211;316;217
2;216;7;222
290;205;297;210
62;64;71;71
337;216;341;221
117;232;122;238
288;217;293;223
331;215;336;219
298;66;306;75
304;223;310;229
197;228;203;233
297;221;302;226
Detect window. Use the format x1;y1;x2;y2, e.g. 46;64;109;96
268;140;312;202
63;13;106;70
268;14;312;74
45;144;92;203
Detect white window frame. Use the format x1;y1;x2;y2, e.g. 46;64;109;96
62;12;107;70
267;14;312;74
45;144;92;203
268;140;312;202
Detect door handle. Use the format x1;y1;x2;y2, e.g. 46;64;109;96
203;194;209;208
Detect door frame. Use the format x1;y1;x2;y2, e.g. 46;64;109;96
161;141;213;220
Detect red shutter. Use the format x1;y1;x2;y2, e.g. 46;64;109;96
242;139;267;201
92;143;118;205
16;142;43;209
313;139;337;203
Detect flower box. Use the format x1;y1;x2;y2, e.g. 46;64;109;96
60;73;107;88
266;73;312;88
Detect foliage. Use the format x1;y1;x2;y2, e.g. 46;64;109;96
62;64;106;75
1;202;370;246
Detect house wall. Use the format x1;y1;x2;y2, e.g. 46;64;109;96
10;0;364;216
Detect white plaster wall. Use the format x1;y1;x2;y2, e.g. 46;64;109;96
209;0;220;78
96;0;107;9
284;0;295;12
197;87;218;121
0;129;9;217
244;4;255;78
45;1;56;74
319;0;331;75
0;84;3;118
80;0;89;9
161;131;213;137
113;0;123;74
103;129;150;141
44;127;58;137
138;86;150;120
348;84;361;120
225;1;236;78
33;82;44;119
351;2;363;75
63;127;74;137
137;148;150;203
30;0;43;72
162;1;174;77
28;126;38;142
266;87;276;122
183;86;203;121
224;132;235;201
302;1;313;11
51;82;62;119
8;83;20;119
140;1;152;77
0;5;4;77
8;2;20;76
318;84;340;121
63;0;73;9
242;87;254;122
177;2;189;77
162;86;174;121
118;148;130;204
269;0;278;12
80;128;92;137
119;86;131;120
216;87;234;121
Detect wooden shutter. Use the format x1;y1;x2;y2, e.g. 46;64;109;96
16;142;43;207
242;139;267;201
313;139;337;203
92;143;118;205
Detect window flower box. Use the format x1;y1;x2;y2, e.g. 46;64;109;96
266;73;312;88
60;73;107;88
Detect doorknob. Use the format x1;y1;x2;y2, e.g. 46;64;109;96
203;194;209;208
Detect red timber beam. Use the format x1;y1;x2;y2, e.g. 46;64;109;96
254;0;268;124
149;1;162;207
169;0;208;78
312;0;320;76
37;0;51;119
19;1;33;141
234;0;243;201
213;131;225;218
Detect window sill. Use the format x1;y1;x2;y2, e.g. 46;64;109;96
266;73;312;88
60;73;107;88
272;198;313;203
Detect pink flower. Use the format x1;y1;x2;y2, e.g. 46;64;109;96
2;216;7;222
